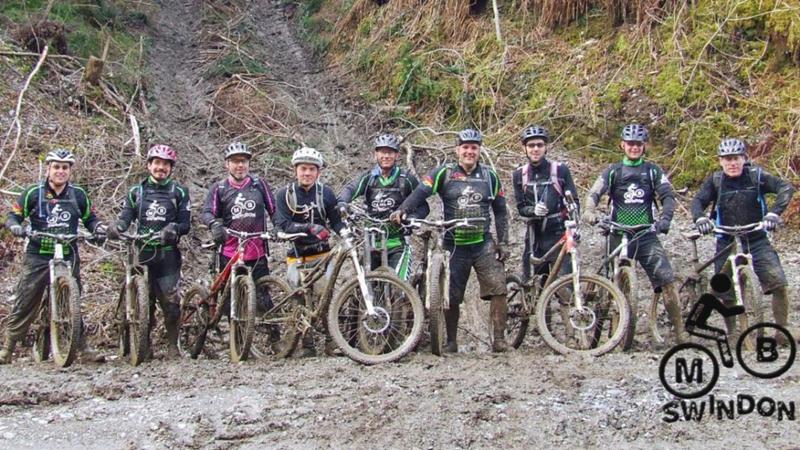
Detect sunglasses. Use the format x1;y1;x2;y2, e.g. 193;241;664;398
526;142;546;148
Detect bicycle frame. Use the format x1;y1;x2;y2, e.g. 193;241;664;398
32;231;86;307
120;232;157;314
598;222;651;281
713;222;764;308
202;229;264;324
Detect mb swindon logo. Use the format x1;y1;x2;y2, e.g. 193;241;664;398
658;275;796;422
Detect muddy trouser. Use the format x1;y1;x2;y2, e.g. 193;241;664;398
522;228;571;284
446;240;507;309
370;245;412;281
713;234;787;301
141;248;181;325
5;252;80;342
608;231;675;292
219;254;270;312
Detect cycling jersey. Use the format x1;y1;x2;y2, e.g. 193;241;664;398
201;175;276;260
8;182;100;256
338;165;429;249
274;181;344;258
118;176;191;250
400;162;509;246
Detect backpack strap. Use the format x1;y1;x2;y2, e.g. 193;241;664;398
549;161;563;196
287;182;327;222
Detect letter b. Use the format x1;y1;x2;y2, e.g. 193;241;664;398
757;337;778;362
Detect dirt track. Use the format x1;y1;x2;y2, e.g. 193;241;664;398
1;0;799;448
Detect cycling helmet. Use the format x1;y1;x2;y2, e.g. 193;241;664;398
621;123;649;142
225;141;252;159
45;148;76;165
717;138;747;157
374;133;400;151
457;128;482;145
520;125;550;144
292;147;324;168
146;144;177;163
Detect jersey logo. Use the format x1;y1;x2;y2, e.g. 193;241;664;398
457;185;483;209
145;200;168;222
370;190;396;212
623;183;645;204
47;204;71;228
231;193;257;219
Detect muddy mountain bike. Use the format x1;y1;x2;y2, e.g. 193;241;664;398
595;220;655;350
255;220;424;365
111;231;156;366
27;231;87;367
180;229;281;362
506;215;629;355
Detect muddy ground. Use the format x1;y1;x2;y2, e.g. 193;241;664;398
2;0;800;448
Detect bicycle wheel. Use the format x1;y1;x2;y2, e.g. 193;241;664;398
737;266;763;351
616;267;637;351
536;273;629;356
49;274;82;367
427;254;446;356
229;275;257;362
127;275;150;366
114;286;130;358
251;276;299;359
179;284;211;359
505;274;530;349
327;272;424;364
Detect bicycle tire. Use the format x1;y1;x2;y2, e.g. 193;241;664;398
427;253;446;356
737;266;763;352
49;275;82;368
327;271;424;365
229;275;257;362
114;286;130;358
505;274;530;349
33;324;50;362
616;267;637;351
251;275;299;359
179;284;211;359
128;275;150;367
536;273;629;356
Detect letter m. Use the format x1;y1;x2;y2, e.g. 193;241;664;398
675;357;703;383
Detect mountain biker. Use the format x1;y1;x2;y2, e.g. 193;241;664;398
1;149;106;364
337;133;429;280
690;138;796;344
512;125;579;282
391;128;510;353
200;142;277;312
581;123;686;344
106;144;191;359
273;146;344;356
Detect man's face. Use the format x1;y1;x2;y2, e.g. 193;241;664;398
147;158;173;182
295;163;320;188
524;138;547;164
621;140;645;161
457;142;481;168
375;148;398;171
226;155;250;181
47;162;72;187
719;154;745;177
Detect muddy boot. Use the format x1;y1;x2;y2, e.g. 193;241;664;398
663;283;687;344
296;333;316;357
771;287;794;345
165;318;180;359
324;336;343;357
490;295;510;353
0;335;17;365
80;342;106;364
443;305;460;353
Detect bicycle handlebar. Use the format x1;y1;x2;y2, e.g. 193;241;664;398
28;230;92;242
712;222;765;235
403;217;486;231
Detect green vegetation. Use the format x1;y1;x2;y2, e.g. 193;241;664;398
301;0;800;187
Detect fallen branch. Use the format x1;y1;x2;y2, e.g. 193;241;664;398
86;98;123;125
0;45;49;186
129;114;141;157
0;50;79;60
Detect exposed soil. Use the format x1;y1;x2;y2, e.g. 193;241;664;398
1;1;799;448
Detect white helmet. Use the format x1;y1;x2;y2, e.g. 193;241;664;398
292;146;323;168
45;148;76;165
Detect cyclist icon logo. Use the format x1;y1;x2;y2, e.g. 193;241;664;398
456;186;483;209
623;183;645;204
659;274;796;399
231;193;256;219
46;204;72;228
145;200;168;222
370;191;396;212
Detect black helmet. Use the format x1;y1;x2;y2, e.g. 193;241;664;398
457;128;482;145
520;126;549;144
717;138;747;157
374;133;400;151
621;124;649;142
